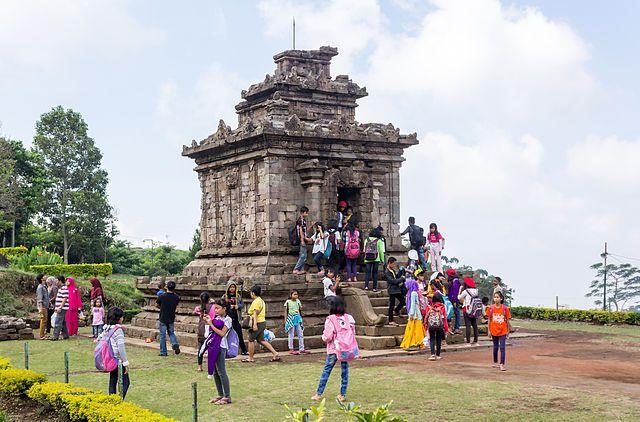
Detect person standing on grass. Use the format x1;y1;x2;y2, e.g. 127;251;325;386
312;297;356;403
293;206;312;275
222;281;248;356
98;307;130;398
156;281;181;356
195;292;213;371
203;299;233;405
284;289;310;355
52;276;69;341
242;285;280;363
458;277;480;345
65;278;83;337
46;276;58;335
488;291;512;371
36;273;49;340
91;298;105;339
385;258;405;326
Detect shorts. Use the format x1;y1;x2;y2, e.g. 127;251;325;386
248;321;267;342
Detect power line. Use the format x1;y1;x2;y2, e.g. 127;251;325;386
608;252;640;262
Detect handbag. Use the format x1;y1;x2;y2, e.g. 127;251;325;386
241;315;252;330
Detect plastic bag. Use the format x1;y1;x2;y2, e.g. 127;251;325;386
263;329;275;342
51;312;57;327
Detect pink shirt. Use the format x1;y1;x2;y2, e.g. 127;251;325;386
322;314;356;355
427;232;443;244
92;307;104;326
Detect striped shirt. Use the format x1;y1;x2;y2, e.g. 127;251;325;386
55;286;69;310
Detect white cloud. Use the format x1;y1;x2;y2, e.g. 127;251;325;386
567;135;640;189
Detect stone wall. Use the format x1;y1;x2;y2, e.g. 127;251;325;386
0;316;33;341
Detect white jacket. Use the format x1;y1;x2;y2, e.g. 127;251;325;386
458;288;478;312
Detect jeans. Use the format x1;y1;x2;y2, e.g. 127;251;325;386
159;322;179;355
452;303;461;331
429;327;444;356
492;335;507;364
464;314;478;343
53;309;68;340
92;324;104;338
294;244;308;271
229;311;247;354
388;293;405;323
109;366;130;399
214;348;231;398
364;262;379;290
313;252;325;272
345;258;358;280
316;354;349;396
417;247;428;270
287;324;305;351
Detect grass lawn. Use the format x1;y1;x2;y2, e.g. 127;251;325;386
514;319;640;344
1;328;639;421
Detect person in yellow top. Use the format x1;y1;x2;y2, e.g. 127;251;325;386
427;272;447;299
242;285;280;363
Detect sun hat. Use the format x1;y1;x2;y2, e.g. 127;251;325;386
407;249;418;261
464;277;476;288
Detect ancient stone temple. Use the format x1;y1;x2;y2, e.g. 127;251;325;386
129;46;419;350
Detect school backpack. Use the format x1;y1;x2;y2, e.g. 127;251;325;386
323;238;333;259
364;238;379;261
440;293;454;320
226;328;239;359
345;230;360;259
467;294;484;319
289;222;301;246
328;314;359;362
487;304;507;320
409;225;426;248
94;325;121;373
426;307;444;330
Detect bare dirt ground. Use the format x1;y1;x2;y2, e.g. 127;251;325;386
366;328;640;399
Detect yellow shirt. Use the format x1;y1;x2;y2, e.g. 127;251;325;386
248;296;266;323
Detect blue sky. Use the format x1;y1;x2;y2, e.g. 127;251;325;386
1;0;639;309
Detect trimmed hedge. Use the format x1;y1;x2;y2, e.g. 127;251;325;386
29;263;113;278
511;306;640;326
0;368;46;396
0;246;28;259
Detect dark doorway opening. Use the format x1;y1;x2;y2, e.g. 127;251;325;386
337;187;361;226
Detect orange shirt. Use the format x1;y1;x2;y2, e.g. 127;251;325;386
488;305;511;337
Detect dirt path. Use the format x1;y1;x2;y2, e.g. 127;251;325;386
365;329;640;398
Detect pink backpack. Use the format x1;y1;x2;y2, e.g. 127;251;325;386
345;230;360;260
328;314;360;362
94;325;121;372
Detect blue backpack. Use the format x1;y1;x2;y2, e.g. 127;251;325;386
437;290;453;320
226;328;239;359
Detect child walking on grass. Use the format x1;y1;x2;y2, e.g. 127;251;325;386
204;299;233;405
98;307;130;398
312;297;358;403
91;298;105;339
488;291;512;371
284;289;311;355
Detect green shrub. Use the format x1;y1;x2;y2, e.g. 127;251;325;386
0;409;6;422
0;368;46;396
0;246;28;260
11;246;63;270
124;309;142;322
30;263;113;278
511;306;640;325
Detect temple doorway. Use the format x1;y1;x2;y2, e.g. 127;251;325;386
337;187;361;226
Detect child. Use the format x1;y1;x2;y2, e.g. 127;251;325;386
400;277;426;349
311;222;329;276
343;223;360;282
195;292;212;372
487;291;512;371
323;269;337;307
427;272;447;299
284;290;310;355
98;307;129;398
446;269;462;333
458;277;480;345
427;223;445;273
363;227;385;292
203;299;233;405
156;280;166;297
425;293;449;361
312;297;356;403
481;296;490;324
91;298;105;339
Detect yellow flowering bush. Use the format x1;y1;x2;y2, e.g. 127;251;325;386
0;368;46;396
0;358;11;370
27;381;93;411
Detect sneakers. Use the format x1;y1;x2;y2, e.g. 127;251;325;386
311;394;323;401
172;344;181;355
429;355;436;361
500;364;506;371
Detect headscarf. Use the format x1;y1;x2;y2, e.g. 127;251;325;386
404;279;420;314
223;281;241;307
66;278;83;311
89;278;104;301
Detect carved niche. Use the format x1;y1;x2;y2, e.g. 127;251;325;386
224;167;239;189
334;167;370;188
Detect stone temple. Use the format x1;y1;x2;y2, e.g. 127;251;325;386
129;46;419;350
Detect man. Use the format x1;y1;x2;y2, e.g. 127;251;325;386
52;275;69;341
385;258;405;326
156;281;181;356
35;274;49;340
492;277;503;296
293;206;312;275
400;217;426;270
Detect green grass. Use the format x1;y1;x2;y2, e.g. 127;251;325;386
514;319;640;344
1;330;639;421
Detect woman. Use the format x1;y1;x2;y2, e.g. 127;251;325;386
65;277;83;337
89;278;104;302
242;285;280;363
400;276;426;349
222;281;248;355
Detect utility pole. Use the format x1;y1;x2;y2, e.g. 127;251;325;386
143;238;156;268
602;242;608;311
292;17;296;49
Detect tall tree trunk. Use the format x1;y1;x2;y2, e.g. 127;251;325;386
62;221;69;264
11;221;15;247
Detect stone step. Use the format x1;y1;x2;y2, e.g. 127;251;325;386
355;324;406;336
356;335;398;350
345;281;388;290
369;297;392;307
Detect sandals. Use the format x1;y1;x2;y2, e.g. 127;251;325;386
213;397;232;405
241;358;255;363
209;397;222;403
270;355;282;362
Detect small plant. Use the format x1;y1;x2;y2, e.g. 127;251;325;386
338;400;407;422
10;246;63;270
284;398;326;421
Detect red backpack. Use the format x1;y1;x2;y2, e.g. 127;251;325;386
345;230;360;260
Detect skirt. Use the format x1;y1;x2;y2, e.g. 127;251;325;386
400;318;426;349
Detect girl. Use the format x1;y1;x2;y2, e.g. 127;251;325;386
98;307;130;398
446;269;462;333
342;206;354;228
488;291;512;371
343;223;360;282
195;292;212;372
363;227;385;291
203;299;233;405
284;289;310;355
427;223;445;274
458;277;479;345
400;276;426;349
311;297;355;403
425;293;449;361
427;272;447;299
65;278;83;337
91;298;105;339
311;222;329;276
222;281;247;355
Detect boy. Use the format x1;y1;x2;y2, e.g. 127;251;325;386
400;217;426;269
385;258;405;326
157;280;166;297
293;206;312;275
156;281;181;356
323;268;337;306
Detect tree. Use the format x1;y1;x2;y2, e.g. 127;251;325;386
188;228;201;261
441;255;514;304
0;138;22;245
33;106;115;263
586;262;640;311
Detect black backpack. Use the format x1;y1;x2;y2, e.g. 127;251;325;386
409;225;425;248
289;222;301;246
